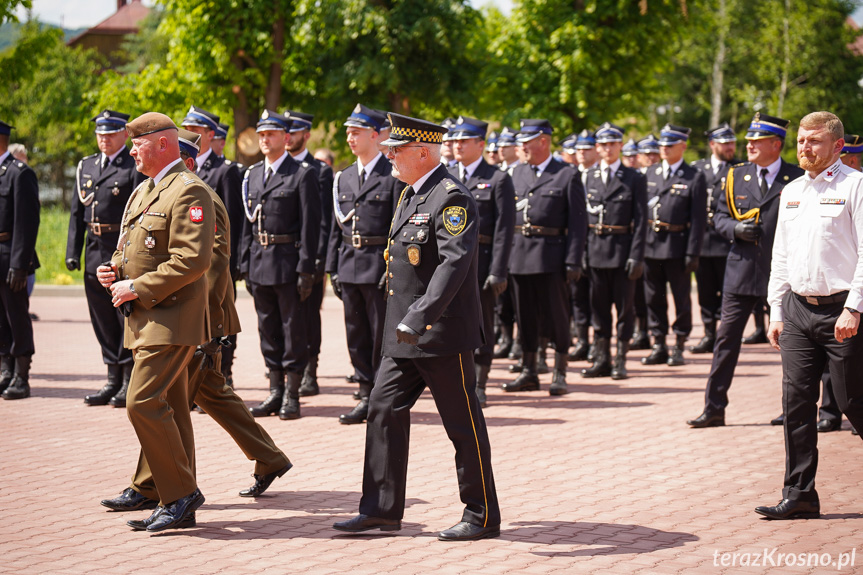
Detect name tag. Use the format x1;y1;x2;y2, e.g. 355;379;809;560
786;201;800;209
820;198;845;205
477;183;491;189
672;184;688;190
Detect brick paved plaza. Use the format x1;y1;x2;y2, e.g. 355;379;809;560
2;290;862;574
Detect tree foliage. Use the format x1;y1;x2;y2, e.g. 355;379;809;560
0;0;30;25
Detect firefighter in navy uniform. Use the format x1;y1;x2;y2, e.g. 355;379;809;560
66;110;144;407
333;112;500;541
687;113;803;428
689;123;738;354
240;110;321;421
491;127;520;361
448;116;515;406
641;124;707;367
581;123;647;380
621;138;640;169
180;106;244;387
568;130;597;363
326;104;401;424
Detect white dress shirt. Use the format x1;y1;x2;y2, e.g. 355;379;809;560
153;158;184;186
768;159;863;321
531;155;553;178
459;157;482;182
264;151;289;182
662;158;684;179
600;159;621;184
195;148;213;173
357;151;383;180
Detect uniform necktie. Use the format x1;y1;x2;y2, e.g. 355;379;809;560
101;155;108;173
664;166;670;180
760;168;769;196
461;167;468;184
602;166;609;184
360;169;366;187
532;165;540;180
264;166;273;186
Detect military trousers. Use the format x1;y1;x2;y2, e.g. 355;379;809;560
475;284;497;367
84;272;132;366
644;257;692;338
570;273;592;330
694;256;726;325
511;272;571;352
0;277;34;357
306;279;325;358
250;281;309;374
588;266;635;342
341;282;385;385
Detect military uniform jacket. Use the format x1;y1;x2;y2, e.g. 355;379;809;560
643;161;707;260
111;161;215;349
239;155;321;286
382;165;483;358
197;153;243;276
713;160;803;296
447;159;515;280
206;188;241;339
302;154;334;275
326;156;402;284
692;157;738;257
584;164;647;269
509;158;586;275
0;153;39;277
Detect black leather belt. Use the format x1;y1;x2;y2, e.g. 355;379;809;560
342;234;388;247
88;222;121;236
515;224;567;237
648;220;689;232
257;232;297;246
478;234;493;245
0;232;10;242
794;291;849;306
588;223;632;236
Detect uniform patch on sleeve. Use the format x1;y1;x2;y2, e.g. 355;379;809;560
443;206;467;236
190;206;204;222
444;180;458;190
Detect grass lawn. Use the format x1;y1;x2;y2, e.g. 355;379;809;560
36;204;82;285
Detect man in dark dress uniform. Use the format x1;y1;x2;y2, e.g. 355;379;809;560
0;121;39;400
641;124;707;367
333;112;499;541
580;123;647;380
492;127;520;360
621;138;640;169
448;116;515;406
284;109;334;397
568;130;597;363
687;113;803;428
690;123;738;354
326;104;401;424
240;110;321;421
66;110;144;406
502;119;587;396
180;106;244;387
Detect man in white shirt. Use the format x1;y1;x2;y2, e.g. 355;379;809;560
757;111;863;520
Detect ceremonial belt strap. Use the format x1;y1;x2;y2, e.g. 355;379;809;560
648;220;688;232
256;232;297;246
794;291;849;306
588;223;632;236
725;166;761;223
0;232;10;242
515;224;567;237
342;233;388;247
478;234;494;245
87;222;121;236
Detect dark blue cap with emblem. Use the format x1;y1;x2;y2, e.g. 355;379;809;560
705;122;737;143
380;112;447;147
842;134;863;155
517;119;553;143
0;121;13;136
575;129;596;150
213;122;229;140
286;110;313;132
486;130;499;152
181;105;220;132
595;122;625;144
561;133;578;153
177;128;201;157
449;116;488;140
622;138;639;157
658;124;691;146
256;110;292;133
92;109;130;134
441;117;458;142
344;104;385;132
637;134;660;154
375;110;391;130
745;112;790;140
497;127;518;147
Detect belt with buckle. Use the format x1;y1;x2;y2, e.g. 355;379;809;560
588;223;632;236
515;224;567;237
342;234;388;248
478;234;493;245
794;291;849;306
0;232;10;242
648;220;689;233
87;222;121;236
257;232;297;246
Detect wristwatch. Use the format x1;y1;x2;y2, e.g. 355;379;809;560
129;282;136;294
845;307;859;315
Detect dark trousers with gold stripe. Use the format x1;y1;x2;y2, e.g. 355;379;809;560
360;354;500;527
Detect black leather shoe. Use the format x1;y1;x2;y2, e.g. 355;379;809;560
438;521;501;541
339;397;369;424
770;413;785;426
755;498;820;520
852;426;859;436
686;410;725;428
641;344;668;365
502;372;539;392
146;488;205;532
352;390;361;400
101;488;159;511
817;418;841;432
333;514;401;532
127;507;197;531
742;328;768;345
239;462;293;497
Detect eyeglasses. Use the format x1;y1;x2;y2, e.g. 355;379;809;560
387;145;426;155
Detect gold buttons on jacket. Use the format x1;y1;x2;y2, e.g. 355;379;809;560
426;324;432;330
389;290;394;296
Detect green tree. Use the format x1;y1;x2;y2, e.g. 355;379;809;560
0;0;30;25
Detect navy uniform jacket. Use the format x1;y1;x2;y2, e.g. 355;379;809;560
382;165;483;358
447;159;515;280
691;157;738;257
713;160;803;296
66;148;144;274
197;153;243;276
0;153;39;277
301;154;334;276
644;161;707;260
239;155;321;286
326;156;402;284
509;159;587;275
584;164;647;269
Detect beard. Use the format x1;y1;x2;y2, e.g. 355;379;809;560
798;152;834;174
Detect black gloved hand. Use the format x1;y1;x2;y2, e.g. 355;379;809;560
196;338;222;371
734;219;762;243
378;271;387;291
483;274;508;298
313;258;326;283
565;265;583;284
65;258;80;271
624;259;644;280
297;272;314;302
396;322;420;345
684;255;700;274
230;267;241;283
330;273;343;300
6;268;26;292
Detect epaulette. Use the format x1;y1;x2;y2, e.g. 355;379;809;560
83;152;99;160
444;179;458;190
250;160;264;170
733;162;747;168
183;176;197;185
301;161;309;168
225;159;232;165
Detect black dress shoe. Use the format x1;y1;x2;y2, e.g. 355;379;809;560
129;510;195;531
146;489;205;532
641;344;668;365
770;413;785;426
817;418;842;432
332;514;401;533
742;328;768;345
852;426;859;436
239;462;293;497
438;521;501;541
755;498;820;520
686;410;725;428
101;488;159;511
339;397;369;424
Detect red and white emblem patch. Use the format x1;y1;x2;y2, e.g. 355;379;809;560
189;206;204;222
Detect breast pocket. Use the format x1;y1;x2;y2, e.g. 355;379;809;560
137;215;168;255
818;202;848;237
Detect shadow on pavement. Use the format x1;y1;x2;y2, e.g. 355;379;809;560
200;492;426;515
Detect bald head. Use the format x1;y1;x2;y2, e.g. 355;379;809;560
127;112;180;177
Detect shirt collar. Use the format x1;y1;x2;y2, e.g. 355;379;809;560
357;151;383;177
810;157;845;183
662;158;684;176
757;157;783;183
0;151;9;165
579;161;598;173
153;158;184;186
196;148;213;172
292;148;309;163
460;157;483;180
533;155;553;176
103;146;126;166
265;151;289;174
412;164;441;195
710;154;725;172
600;159;621;173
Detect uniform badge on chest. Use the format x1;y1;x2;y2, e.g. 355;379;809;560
407;244;421;266
416;229;427;242
112;183;120;196
145;234;156;249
